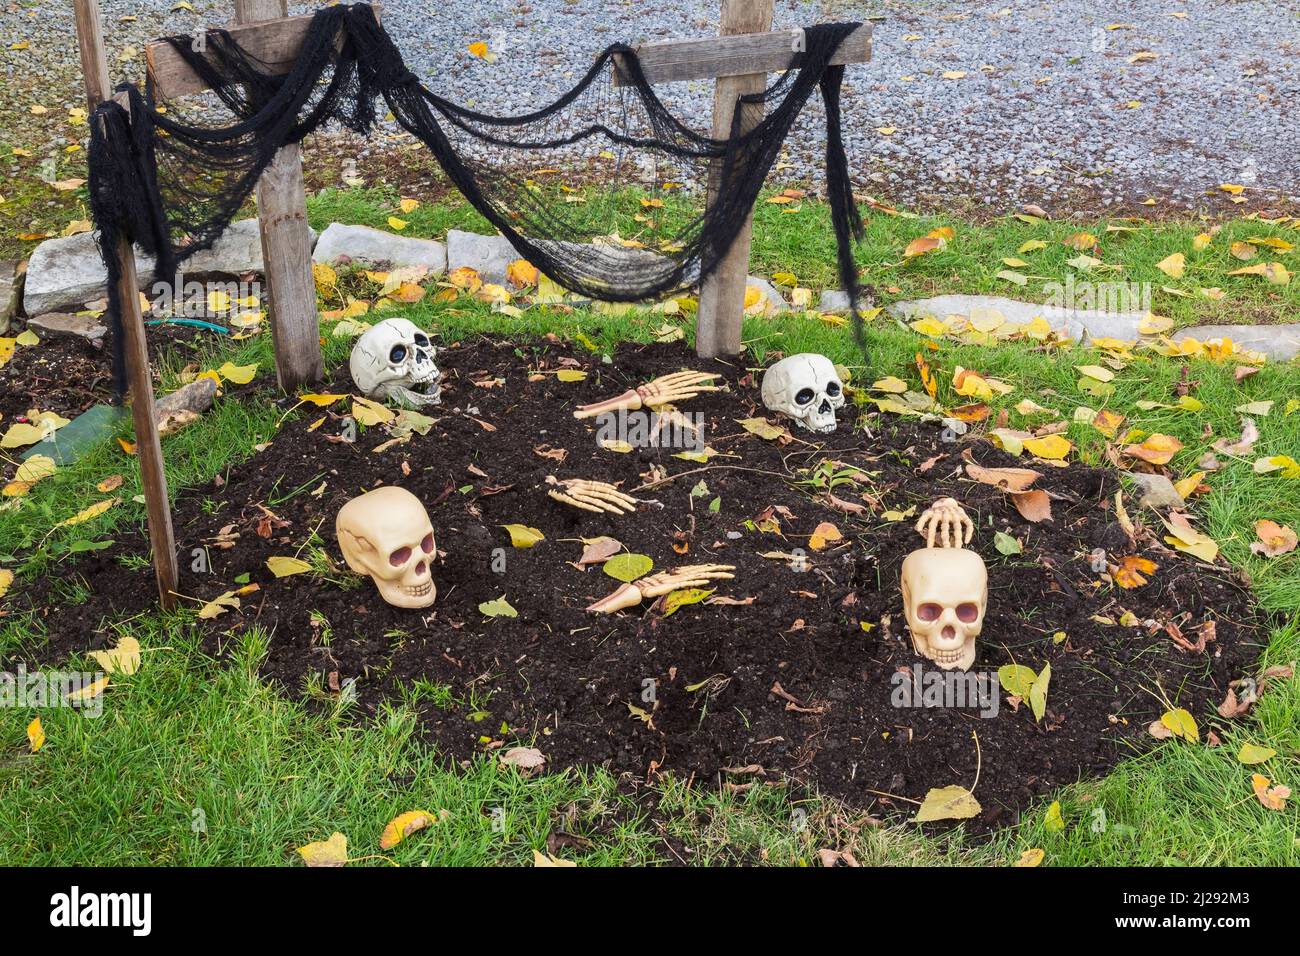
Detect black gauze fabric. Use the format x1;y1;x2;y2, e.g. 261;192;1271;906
88;3;869;393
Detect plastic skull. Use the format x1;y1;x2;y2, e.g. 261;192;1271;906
900;548;987;671
349;318;441;408
760;353;845;433
335;486;437;608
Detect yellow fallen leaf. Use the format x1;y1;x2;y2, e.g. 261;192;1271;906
506;259;539;288
1023;434;1072;460
57;497;117;527
298;393;347;407
387;217;409;231
1124;433;1183;465
89;636;141;676
533;848;577;867
1138;312;1173;334
351;396;396;426
914;785;981;822
65;675;110;703
297;832;348;867
1173;471;1206;499
266;556;312;578
1;422;47;448
217;361;258;385
398;197;420;214
501;524;545;548
808;521;843;551
0;569;13;598
27;716;45;752
379;810;439;850
1160;707;1199;742
1155;252;1185;278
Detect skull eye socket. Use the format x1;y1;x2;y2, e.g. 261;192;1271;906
956;602;980;623
420;532;434;554
389;546;412;567
389;344;407;364
917;602;943;622
414;333;430;348
794;387;816;405
826;381;841;397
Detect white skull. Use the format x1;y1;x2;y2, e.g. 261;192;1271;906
349;318;441;408
900;548;988;671
760;353;845;433
335;486;437;608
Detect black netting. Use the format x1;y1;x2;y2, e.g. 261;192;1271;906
88;3;870;393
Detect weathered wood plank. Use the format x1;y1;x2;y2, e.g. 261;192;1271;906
234;0;323;393
614;22;870;86
145;5;381;100
74;0;179;609
694;0;776;360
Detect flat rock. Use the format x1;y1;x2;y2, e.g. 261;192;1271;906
888;293;1147;342
817;289;851;312
23;231;156;316
445;229;521;285
182;218;317;277
747;277;789;314
1175;324;1300;361
27;312;107;346
1124;471;1185;510
0;260;21;334
315;223;447;274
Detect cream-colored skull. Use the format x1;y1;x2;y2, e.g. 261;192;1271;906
760;353;845;433
335;486;437;608
349;318;441;408
900;548;987;671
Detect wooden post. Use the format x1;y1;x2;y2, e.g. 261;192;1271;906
233;0;322;392
74;0;178;609
694;0;775;359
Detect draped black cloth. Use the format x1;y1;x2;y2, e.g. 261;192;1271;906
88;3;868;392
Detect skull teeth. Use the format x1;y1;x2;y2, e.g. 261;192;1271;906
403;581;433;597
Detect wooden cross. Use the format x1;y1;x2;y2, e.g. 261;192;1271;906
615;0;871;358
72;0;352;606
74;0;178;608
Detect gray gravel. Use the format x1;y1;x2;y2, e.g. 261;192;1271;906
5;0;1299;213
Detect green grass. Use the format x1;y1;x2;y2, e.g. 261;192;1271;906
303;182;1300;329
1;191;1298;866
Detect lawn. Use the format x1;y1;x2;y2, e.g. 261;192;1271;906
1;185;1297;866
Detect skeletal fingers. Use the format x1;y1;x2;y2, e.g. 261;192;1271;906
546;477;639;515
586;564;737;613
573;371;719;419
915;497;974;549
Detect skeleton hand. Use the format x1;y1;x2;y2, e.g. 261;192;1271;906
573;371;720;419
586;564;736;613
914;497;974;549
546;476;639;515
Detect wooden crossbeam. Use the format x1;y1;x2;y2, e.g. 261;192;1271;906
613;23;871;86
146;6;381;100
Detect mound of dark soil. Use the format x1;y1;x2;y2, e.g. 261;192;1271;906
11;338;1269;832
0;323;217;425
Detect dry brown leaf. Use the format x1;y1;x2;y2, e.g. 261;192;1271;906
1251;520;1298;558
1011;489;1052;523
963;455;1043;492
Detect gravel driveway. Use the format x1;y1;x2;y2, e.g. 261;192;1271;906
3;0;1298;215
